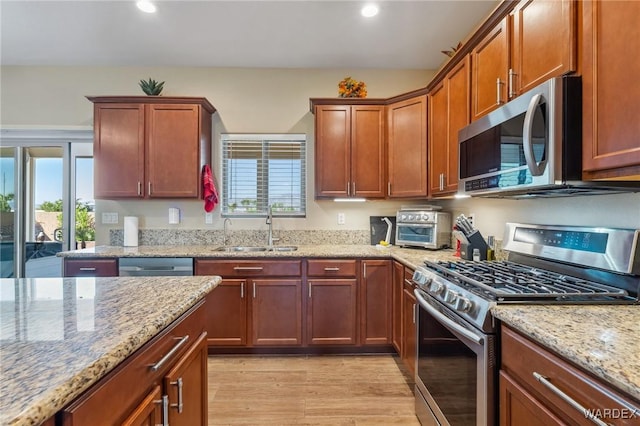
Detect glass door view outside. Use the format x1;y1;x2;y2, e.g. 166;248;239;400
0;143;94;278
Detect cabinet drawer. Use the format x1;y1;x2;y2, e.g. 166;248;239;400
307;259;357;277
64;258;118;277
61;300;206;425
195;259;301;277
501;326;640;425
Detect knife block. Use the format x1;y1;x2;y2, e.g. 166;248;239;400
460;231;489;261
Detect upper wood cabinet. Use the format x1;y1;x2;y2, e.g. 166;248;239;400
88;96;215;199
471;17;510;120
387;95;428;198
471;0;576;120
312;102;386;199
510;0;576;96
429;56;470;197
581;0;640;179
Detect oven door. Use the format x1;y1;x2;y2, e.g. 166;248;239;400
414;289;496;426
395;223;436;248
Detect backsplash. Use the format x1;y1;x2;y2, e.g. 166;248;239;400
109;229;370;246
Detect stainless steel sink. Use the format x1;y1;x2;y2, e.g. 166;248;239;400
213;246;269;252
269;246;298;252
213;245;298;252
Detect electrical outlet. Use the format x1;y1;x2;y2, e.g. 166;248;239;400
337;212;346;225
205;212;213;224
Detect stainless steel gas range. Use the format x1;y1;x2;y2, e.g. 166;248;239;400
412;223;640;426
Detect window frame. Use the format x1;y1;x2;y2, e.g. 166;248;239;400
220;133;307;218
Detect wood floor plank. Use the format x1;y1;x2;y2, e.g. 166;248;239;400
207;354;418;425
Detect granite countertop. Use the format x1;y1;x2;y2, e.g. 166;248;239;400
57;244;459;270
0;276;220;426
492;305;640;402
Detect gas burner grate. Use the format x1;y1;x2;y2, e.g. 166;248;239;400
424;260;629;301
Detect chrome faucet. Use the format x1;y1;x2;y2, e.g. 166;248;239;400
223;218;232;246
266;205;279;248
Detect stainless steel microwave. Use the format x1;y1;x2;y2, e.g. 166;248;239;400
458;76;640;198
458;76;582;197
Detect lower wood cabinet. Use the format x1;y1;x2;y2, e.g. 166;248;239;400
195;259;303;347
500;325;640;426
401;269;417;376
197;258;393;350
63;258;118;277
391;261;404;353
60;301;207;426
307;259;358;345
360;259;392;345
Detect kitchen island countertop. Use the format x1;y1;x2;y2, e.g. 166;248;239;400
492;305;640;403
0;275;220;426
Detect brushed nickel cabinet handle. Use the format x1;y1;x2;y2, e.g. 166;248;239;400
324;267;340;271
148;181;152;195
253;282;256;298
388;182;391;196
233;266;264;271
347;181;350;197
170;377;184;413
137;181;142;196
240;281;245;298
363;262;367;279
308;283;312;298
508;68;517;98
404;279;413;286
159;395;169;426
352;182;356;195
78;267;96;271
149;335;189;372
496;78;504;105
533;372;610;426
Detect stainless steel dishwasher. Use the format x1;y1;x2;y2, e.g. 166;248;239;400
118;257;194;276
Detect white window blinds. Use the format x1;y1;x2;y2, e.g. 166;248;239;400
221;134;306;217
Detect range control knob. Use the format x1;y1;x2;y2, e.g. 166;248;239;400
429;281;445;295
421;214;430;221
456;297;473;313
444;290;458;304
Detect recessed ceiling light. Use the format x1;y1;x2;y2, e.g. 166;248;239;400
361;4;379;18
136;0;156;13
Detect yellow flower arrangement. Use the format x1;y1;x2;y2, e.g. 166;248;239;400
338;76;367;98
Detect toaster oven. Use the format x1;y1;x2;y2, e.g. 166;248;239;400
395;209;451;249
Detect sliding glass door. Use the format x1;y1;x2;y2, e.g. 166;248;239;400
0;130;93;278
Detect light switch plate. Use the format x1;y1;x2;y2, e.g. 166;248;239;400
101;212;118;224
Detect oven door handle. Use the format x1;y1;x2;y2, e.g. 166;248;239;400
414;289;484;345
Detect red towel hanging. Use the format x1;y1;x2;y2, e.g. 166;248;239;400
202;164;218;212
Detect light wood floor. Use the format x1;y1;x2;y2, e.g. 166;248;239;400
208;354;420;425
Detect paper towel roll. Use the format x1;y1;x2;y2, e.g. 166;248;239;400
123;216;139;247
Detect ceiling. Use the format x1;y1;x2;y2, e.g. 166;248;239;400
1;0;498;70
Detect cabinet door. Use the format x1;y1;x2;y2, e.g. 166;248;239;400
402;284;417;376
93;103;145;198
391;261;404;354
307;279;357;345
582;0;640;176
204;279;247;346
251;279;302;346
164;332;208;426
471;17;509;120
146;104;201;198
63;258;118;277
351;105;385;198
510;0;576;97
387;95;428;198
121;385;163;426
446;56;470;193
499;372;566;426
314;105;350;197
360;260;392;345
429;81;448;196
